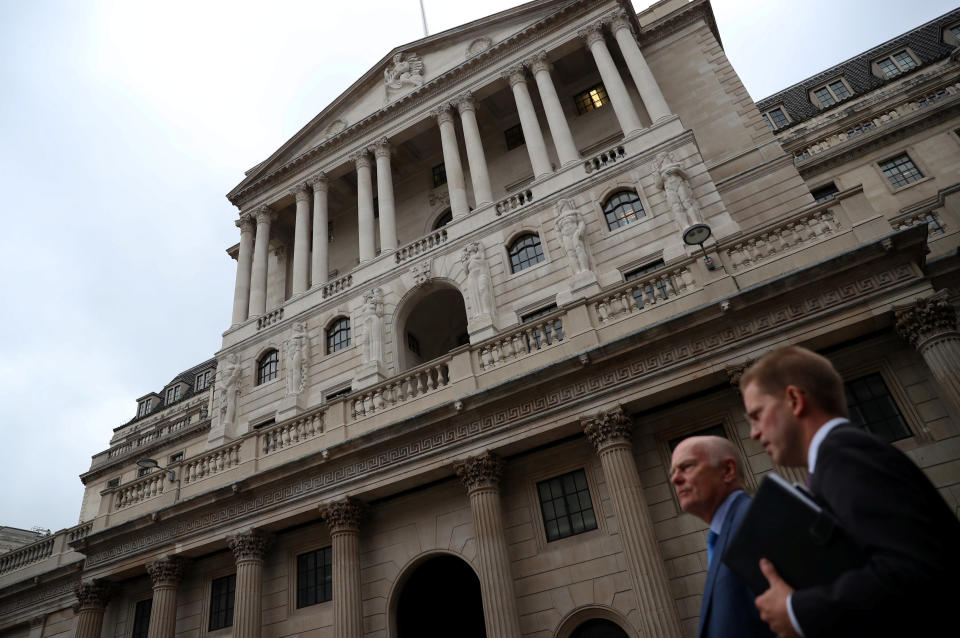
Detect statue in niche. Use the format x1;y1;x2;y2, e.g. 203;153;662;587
556;200;591;275
360;288;385;364
461;242;494;318
216;354;241;427
384;52;424;95
284;322;311;396
654;151;703;229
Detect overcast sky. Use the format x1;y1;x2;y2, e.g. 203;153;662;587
0;0;955;533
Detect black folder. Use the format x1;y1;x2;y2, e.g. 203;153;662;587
721;472;866;595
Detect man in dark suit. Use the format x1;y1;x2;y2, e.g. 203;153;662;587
670;435;775;638
740;345;960;638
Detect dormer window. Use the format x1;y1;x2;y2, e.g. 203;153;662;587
165;386;181;404
761;106;790;131
195;369;212;391
812;79;852;108
137;399;152;418
875;50;917;79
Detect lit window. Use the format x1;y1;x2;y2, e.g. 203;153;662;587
297;547;333;608
131;599;152;638
811;183;839;202
195;370;212;391
537;469;598;542
574;84;610;115
602;190;645;230
504;124;525;150
257;350;279;385
879;154;923;188
208;574;236;631
845;373;911;442
432;163;447;188
327;318;351;354
508;234;544;273
625;260;673;309
877;50;917;78
766;107;789;129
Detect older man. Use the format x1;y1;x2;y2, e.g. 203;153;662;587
670;436;774;638
741;345;960;638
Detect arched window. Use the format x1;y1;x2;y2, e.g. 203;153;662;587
602;190;645;230
326;318;351;354
508;234;544;273
257;350;279;385
432;208;452;230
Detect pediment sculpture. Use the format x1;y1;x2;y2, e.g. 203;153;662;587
385;52;424;101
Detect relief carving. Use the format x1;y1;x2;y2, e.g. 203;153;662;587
359;288;385;364
145;556;188;586
454;452;503;492
895;290;958;347
74;580;111;610
319;498;364;533
556;199;591;276
227;530;273;562
215;353;241;429
582;406;632;452
384;52;424;100
461;242;494;318
654;151;703;230
285;322;311;396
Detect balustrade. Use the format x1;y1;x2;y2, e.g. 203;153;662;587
260;409;324;454
114;473;167;510
495;189;534;216
892;211;945;236
594;266;694;324
725;209;841;272
395;229;447;264
583;144;626;174
257;308;283;330
0;536;54;575
476;313;565;371
351;359;451;420
322;273;353;298
181;443;241;484
68;522;93;543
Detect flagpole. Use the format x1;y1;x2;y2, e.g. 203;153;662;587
419;0;429;36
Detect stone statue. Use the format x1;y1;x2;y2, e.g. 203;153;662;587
384;52;424;93
654;151;703;229
285;322;310;396
461;242;494;318
556;200;591;275
360;288;385;364
216;354;241;427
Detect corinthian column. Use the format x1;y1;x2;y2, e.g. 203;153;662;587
454;93;493;207
249;206;274;317
436;105;470;218
319;499;364;638
74;581;111;638
504;65;552;179
579;23;643;135
454;453;522;638
291;184;311;294
354;151;376;262
608;11;671;122
227;530;273;638
371;139;398;251
310;172;329;286
527;53;579;166
145;557;188;638
231;213;255;325
895;290;960;416
582;407;681;638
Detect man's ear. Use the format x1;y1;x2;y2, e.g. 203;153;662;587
722;458;738;484
785;385;806;417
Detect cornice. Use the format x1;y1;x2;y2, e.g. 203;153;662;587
637;0;720;51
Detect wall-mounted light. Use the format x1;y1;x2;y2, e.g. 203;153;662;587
136;458;176;483
682;222;715;270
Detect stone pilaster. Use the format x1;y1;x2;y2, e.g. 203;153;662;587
455;93;493;207
504;65;552;179
73;581;111;638
310;173;329;286
248;206;274;317
579;22;643;135
607;10;671;122
454;453;522;638
145;557;188;638
353;151;376;262
227;531;273;638
435;105;470;218
582;407;681;638
28;615;45;638
895;290;960;416
290;184;311;295
231;213;255;325
527;52;579;166
319;499;364;638
371;138;398;251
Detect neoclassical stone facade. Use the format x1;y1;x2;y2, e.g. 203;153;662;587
3;1;959;638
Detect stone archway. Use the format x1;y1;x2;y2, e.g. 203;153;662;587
394;554;485;638
394;280;469;372
570;618;630;638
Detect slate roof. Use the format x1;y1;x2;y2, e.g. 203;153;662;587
756;8;960;128
116;357;218;431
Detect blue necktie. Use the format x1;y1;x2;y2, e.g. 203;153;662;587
707;530;719;565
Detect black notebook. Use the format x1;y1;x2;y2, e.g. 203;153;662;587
721;473;866;595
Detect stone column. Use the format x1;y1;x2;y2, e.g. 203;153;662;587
579;22;643;136
454;453;522;638
73;580;111;638
227;530;273;638
231;213;255;325
895;290;960;416
310;172;329;286
248;206;274;317
319;499;364;638
372;138;398;252
582;407;681;638
436;105;470;218
28;616;45;638
608;11;671;122
527;53;579;166
291;184;311;295
504;65;552;179
354;151;376;262
454;93;493;207
145;557;187;638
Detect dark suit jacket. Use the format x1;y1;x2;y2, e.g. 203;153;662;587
792;424;960;637
698;491;775;638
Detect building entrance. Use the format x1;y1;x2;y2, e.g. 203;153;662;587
395;554;486;638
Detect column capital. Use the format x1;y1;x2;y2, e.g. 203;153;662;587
370;137;391;158
454;451;504;492
605;9;634;35
725;361;753;390
578;21;606;47
526;51;552;75
29;616;45;630
895;290;958;347
254;205;274;225
227;530;274;562
145;556;188;587
581;405;632;452
309;171;329;191
351;150;372;169
454;91;476;114
290;183;311;202
74;580;111;610
434;103;456;125
320;497;365;533
236;213;255;232
503;64;528;87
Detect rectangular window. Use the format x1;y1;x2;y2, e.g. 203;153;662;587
538;469;598;542
208;574;236;631
893;50;917;71
767;107;789;129
432;163;447;188
169;452;184;464
296;547;333;608
667;424;727;453
829;80;850;100
761;113;773;131
880;154;923;189
845;373;911;443
878;57;900;78
574;84;610;115
137;467;151;478
326;386;352;401
107;477;120;488
625;260;673;309
196;370;211;392
131;599;152;638
951;25;960;40
811;183;839;203
504;124;525;150
167;388;175;403
878;50;917;78
814;87;836;107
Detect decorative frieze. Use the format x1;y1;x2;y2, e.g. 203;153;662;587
454;451;503;492
319;498;364;533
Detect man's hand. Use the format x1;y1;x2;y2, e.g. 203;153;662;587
755;558;799;638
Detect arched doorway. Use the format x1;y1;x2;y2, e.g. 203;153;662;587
569;618;630;638
395;554;485;638
396;281;469;371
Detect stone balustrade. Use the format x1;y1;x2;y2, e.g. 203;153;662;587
495;189;534;216
0;536;54;575
351;357;452;420
395;229;447;264
724;209;841;272
68;522;93;543
583;144;626;174
257;308;284;330
475;311;565;371
322;273;353;299
181;443;242;484
892;211;946;236
260;408;325;455
115;473;168;510
594;265;695;324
